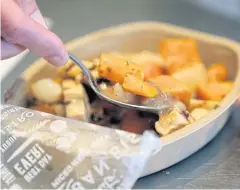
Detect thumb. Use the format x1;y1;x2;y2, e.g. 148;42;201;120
1;0;68;66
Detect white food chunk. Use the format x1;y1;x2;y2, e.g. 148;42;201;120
155;109;189;136
190;108;209;121
113;83;136;103
66;99;87;121
31;78;62;104
62;79;77;89
172;63;208;96
63;84;85;102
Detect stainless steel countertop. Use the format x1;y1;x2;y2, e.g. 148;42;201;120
2;0;240;188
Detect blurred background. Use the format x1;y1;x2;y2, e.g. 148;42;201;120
36;0;240;42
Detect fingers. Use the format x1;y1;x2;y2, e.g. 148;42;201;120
1;0;68;66
1;0;44;59
1;39;25;59
14;0;47;27
14;0;38;15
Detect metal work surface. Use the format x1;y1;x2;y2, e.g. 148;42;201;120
2;0;240;188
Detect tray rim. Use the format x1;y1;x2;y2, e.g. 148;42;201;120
22;21;240;147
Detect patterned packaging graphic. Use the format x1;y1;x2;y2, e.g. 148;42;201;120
1;104;161;189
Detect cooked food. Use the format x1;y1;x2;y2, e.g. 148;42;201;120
207;63;227;82
159;38;201;74
149;75;191;106
122;74;158;98
196;81;233;101
98;53;144;83
26;38;233;137
31;78;62;104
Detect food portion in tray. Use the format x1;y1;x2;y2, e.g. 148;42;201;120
26;38;233;136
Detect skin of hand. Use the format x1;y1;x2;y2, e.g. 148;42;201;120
1;0;68;66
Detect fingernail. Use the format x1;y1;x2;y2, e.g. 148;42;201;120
46;50;69;66
31;9;48;28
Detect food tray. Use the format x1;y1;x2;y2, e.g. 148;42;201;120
6;22;240;176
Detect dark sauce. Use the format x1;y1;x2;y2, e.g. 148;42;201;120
83;83;98;103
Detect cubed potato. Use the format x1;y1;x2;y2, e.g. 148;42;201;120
196;82;233;101
159;38;201;74
155;109;189;136
29;104;55;114
31;78;62;104
149;75;191;106
66;99;87;121
62;79;77;89
207;63;227;82
189;99;220;111
63;84;85;102
172;63;208;95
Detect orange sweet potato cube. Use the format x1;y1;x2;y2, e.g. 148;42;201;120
149;75;191;106
159;38;201;74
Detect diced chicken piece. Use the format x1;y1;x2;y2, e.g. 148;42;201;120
159;38;201;74
52;104;65;117
149;75;191;106
63;84;85;102
66;99;88;121
207;63;227;82
62;79;77;89
196;82;233;101
172;63;208;95
190;108;209;121
189;99;220;111
155;109;189;136
29;104;55;114
31;78;62;104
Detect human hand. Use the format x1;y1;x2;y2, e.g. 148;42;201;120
1;0;68;66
